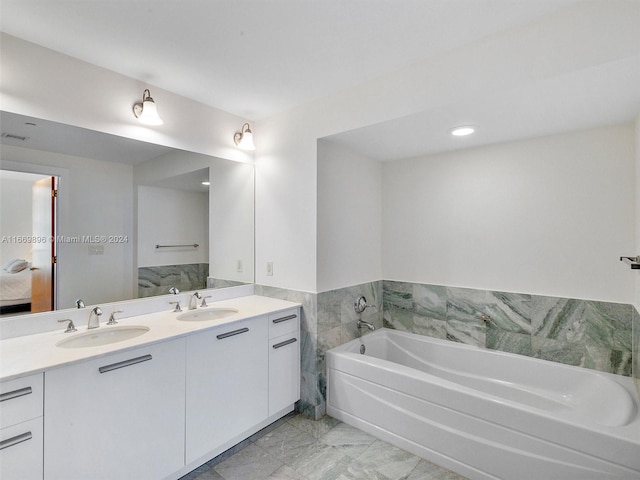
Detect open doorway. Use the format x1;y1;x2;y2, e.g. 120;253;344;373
0;170;57;315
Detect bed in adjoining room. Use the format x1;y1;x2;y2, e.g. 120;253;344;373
0;259;32;314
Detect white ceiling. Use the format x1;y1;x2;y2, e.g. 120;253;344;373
1;0;584;121
1;0;639;161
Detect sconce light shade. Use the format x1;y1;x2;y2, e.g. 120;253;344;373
133;89;163;126
234;123;255;150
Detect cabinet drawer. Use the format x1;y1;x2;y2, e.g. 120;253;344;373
0;374;43;429
0;416;43;480
269;309;299;339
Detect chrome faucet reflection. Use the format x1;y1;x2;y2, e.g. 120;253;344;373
189;292;202;310
87;306;103;330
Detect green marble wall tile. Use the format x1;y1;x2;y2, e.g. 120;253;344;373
382;282;632;377
262;281;635;419
531;296;632;352
413;283;447;321
634;307;640;396
486;328;532;356
446;287;488;323
138;263;209;297
485;291;531;334
446;319;485;347
382;280;413;310
445;287;487;347
412;316;448;339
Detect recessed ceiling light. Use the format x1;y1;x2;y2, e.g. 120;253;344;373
201;181;210;186
449;126;476;136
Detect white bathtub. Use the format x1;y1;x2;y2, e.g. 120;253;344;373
326;328;640;480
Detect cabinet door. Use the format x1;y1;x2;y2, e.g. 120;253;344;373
44;339;186;480
269;332;300;416
186;316;268;463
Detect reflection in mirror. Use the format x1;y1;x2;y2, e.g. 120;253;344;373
0;111;254;317
137;168;210;298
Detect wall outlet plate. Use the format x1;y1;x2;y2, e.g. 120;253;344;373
266;261;273;276
88;245;104;255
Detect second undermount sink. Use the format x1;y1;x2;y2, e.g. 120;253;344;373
56;325;150;349
177;308;239;322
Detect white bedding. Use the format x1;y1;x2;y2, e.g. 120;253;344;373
0;268;31;305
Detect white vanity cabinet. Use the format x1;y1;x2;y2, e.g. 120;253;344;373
185;315;269;464
43;338;186;480
0;373;44;480
268;309;300;416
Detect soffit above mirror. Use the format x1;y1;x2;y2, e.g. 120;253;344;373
1;111;172;165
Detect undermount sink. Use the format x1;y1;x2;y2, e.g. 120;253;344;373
177;308;239;322
56;325;150;349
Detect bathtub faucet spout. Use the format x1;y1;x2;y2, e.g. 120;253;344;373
357;319;375;331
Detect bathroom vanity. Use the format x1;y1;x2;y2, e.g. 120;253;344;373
0;295;301;480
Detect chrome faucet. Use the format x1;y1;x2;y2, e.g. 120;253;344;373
357;319;375;331
87;306;103;329
75;299;85;309
189;291;202;310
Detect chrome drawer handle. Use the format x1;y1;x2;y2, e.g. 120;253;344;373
0;432;32;450
216;327;249;340
273;338;297;349
99;354;152;374
0;387;33;402
0;386;32;403
272;314;297;324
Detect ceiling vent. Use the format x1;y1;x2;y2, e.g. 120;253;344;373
1;132;30;141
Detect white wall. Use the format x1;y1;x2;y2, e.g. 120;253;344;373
209;159;254;284
1;144;134;308
317;140;382;292
2;2;639;296
134;150;254;284
137;186;208;267
0;173;44;266
0;33;252;165
382;124;636;303
255;1;640;293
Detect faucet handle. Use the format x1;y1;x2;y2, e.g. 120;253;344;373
200;295;212;308
354;295;376;314
107;310;124;325
58;319;77;333
170;301;182;312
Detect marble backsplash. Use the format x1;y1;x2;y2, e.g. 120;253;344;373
257;282;383;419
255;285;322;419
257;281;635;419
383;281;633;376
634;306;639;397
138;263;209;298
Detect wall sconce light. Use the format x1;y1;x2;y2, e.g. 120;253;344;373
234;123;255;150
133;89;163;126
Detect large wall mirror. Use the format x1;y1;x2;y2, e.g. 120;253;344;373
0;111;254;317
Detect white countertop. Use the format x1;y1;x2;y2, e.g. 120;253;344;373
0;295;300;382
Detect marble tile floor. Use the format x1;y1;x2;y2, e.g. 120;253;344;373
179;413;467;480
